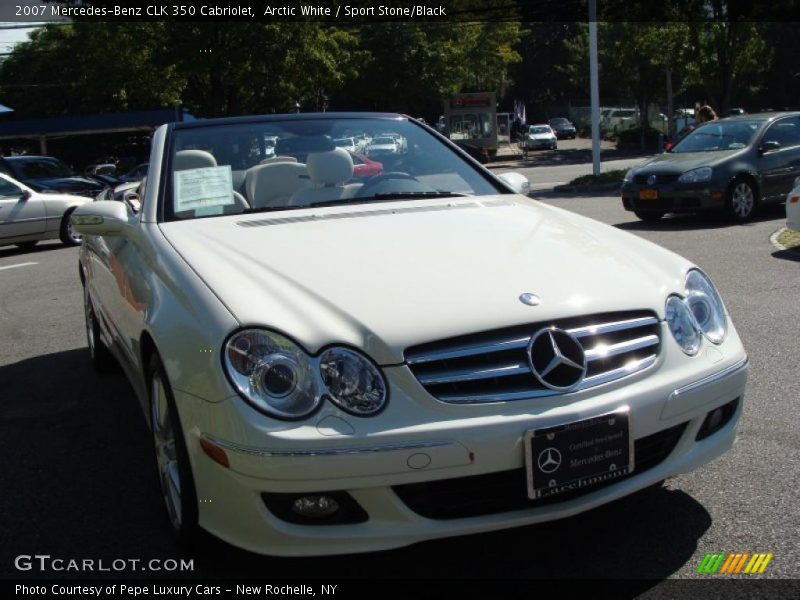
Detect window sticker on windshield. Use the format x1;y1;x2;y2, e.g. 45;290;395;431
174;165;234;212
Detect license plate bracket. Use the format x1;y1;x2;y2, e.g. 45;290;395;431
639;189;659;200
524;408;634;500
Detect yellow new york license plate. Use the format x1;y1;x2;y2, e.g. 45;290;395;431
639;189;658;200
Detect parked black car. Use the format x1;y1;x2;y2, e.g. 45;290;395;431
453;140;490;164
621;112;800;221
548;117;577;139
0;156;106;197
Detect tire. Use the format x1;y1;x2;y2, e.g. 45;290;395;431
83;284;115;372
15;241;38;250
60;208;83;246
634;210;666;222
149;353;200;545
726;177;758;221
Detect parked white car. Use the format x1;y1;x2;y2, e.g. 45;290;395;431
524;124;557;151
604;108;640;134
366;135;400;158
0;172;92;249
787;176;800;231
72;113;748;557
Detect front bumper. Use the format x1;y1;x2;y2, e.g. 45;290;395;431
525;139;557;150
621;181;726;214
177;340;748;556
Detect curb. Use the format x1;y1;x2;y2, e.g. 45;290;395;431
552;182;623;194
770;227;800;253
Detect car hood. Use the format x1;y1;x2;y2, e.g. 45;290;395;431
529;133;554;140
634;149;743;173
159;196;691;365
26;176;105;193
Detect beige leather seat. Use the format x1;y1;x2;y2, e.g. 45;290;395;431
173;149;249;216
245;161;310;208
259;155;298;166
289;148;362;207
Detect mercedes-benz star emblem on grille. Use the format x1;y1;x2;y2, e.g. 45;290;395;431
527;327;587;391
647;174;657;185
519;293;541;306
537;447;562;473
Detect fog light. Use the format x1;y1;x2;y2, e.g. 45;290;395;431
696;398;739;440
291;495;340;519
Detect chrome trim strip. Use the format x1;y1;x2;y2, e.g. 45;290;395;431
201;434;453;458
416;362;529;385
405;336;530;365
669;356;749;399
567;316;659;339
436;354;658;404
584;334;659;362
580;354;657;387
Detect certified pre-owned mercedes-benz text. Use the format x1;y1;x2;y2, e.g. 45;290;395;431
72;113;748;556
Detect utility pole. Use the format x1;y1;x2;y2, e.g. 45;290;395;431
589;0;601;176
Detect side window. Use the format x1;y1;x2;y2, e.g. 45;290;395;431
763;118;800;148
0;178;23;199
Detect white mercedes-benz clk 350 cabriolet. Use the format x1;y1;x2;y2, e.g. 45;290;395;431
72;113;748;556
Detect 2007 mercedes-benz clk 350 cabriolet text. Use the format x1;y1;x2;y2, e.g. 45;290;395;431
72;113;748;556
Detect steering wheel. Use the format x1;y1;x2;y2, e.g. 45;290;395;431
356;171;419;197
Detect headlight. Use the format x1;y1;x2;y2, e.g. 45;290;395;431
677;166;712;183
224;330;322;419
319;347;388;416
685;269;727;343
665;296;702;355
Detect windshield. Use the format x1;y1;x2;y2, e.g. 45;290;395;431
164;116;504;221
550;118;569;125
672;120;763;153
11;158;75;179
529;126;550;134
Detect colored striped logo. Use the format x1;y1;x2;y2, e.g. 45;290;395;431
697;552;774;574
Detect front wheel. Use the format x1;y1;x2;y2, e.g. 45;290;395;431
149;353;199;544
60;208;83;246
83;284;115;372
727;178;758;221
634;210;665;222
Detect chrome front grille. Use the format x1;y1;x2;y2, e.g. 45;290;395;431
405;311;661;403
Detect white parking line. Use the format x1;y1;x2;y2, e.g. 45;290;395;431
0;262;38;271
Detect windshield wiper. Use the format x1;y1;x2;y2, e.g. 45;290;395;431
308;191;469;208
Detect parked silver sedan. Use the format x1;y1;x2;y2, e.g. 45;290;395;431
0;173;93;249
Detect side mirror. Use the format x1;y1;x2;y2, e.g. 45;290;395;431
71;200;131;237
498;171;531;195
759;140;780;154
20;189;32;201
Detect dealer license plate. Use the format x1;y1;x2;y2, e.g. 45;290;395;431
639;189;659;200
524;408;634;499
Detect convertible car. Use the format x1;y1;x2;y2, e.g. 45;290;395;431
72;112;748;556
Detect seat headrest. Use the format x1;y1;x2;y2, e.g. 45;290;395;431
174;149;217;171
259;156;298;165
275;135;335;157
306;148;354;186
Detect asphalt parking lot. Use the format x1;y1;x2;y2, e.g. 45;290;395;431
0;190;798;587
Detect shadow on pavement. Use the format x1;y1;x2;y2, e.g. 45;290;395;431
615;205;785;232
0;240;70;259
2;350;711;585
772;248;800;262
0;348;178;570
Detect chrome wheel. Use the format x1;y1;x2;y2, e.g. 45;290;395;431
152;374;182;531
731;182;755;219
67;219;83;244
